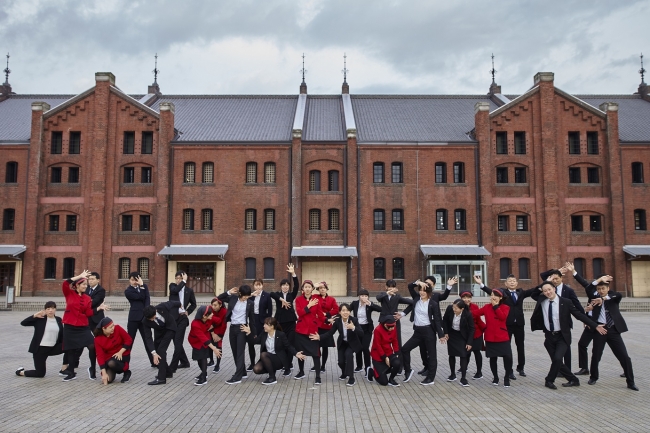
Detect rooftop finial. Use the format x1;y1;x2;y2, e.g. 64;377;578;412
342;53;349;84
301;53;307;84
153;53;159;84
3;53;10;85
640;53;646;84
490;53;497;84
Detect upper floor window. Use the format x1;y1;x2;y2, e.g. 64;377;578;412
514;167;527;184
68;167;79;184
44;258;57;279
245;258;256;279
391;163;403;183
123;132;135;154
497;215;509;231
309;209;320;230
634;209;647;231
124;167;135;184
141;167;152;183
245;209;256;230
141;132;153;154
264;258;275;280
496;132;507;154
202;209;213;230
574;258;586;276
264;162;276;184
246;162;257;183
66;215;77;231
121;215;133;232
203;162;214;183
514;132;526;154
264;209;275;230
590;215;602;232
516;215;528;231
328;209;340;230
569;167;581;184
374;209;385;230
587;167;600;184
51;167;62;183
568;131;580;154
518;258;530;280
587;132;598;155
5;162;18;183
435;162;447;184
392;209;403;230
309;170;321;191
374;258;386;280
184;162;196;183
51;132;62;154
49;215;59;232
373;162;384;183
436;209;448;230
593;258;604;279
496;167;508;183
632;162;644;184
453;162;465;183
183;209;195;231
454;209;466;230
571;215;584;232
328;170;339;191
2;209;15;230
139;215;151;231
69;132;81;154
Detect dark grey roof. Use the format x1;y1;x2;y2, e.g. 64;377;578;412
0;95;73;142
576;95;650;142
420;245;491;256
623;245;650;257
156;96;298;142
0;245;26;256
158;245;229;256
291;246;358;257
303;96;346;141
351;95;498;143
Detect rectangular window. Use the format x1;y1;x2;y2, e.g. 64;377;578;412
514;132;526;154
246;162;257;183
5;162;18;183
392;258;404;279
574;258;586;277
518;258;530;280
49;215;59;232
66;215;77;231
44;258;57;279
68;167;79;183
514;167;526;183
51;167;62;183
496;132;507;154
265;163;276;184
391;163;403;183
373;163;384;183
141;167;152;183
569;167;581;184
309;209;320;230
245;209;256;230
497;215;509;232
374;210;385;230
62;258;75;279
184;209;195;230
453;163;464;183
245;258;256;279
264;209;275;230
51;132;62;154
139;215;150;231
634;210;647;231
141;132;153;154
264;258;275;279
184;163;195;183
309;170;321;191
436;210;447;230
496;167;508;183
435;163;446;183
392;209;403;230
454;209;466;230
587;132;598;155
590;215;602;232
328;170;339;191
374;258;386;280
593;258;604;279
69;132;81;154
203;163;214;183
124;167;135;183
500;258;512;279
632;162;644;184
123;132;135;154
202;209;213;230
568;132;580;154
328;209;340;230
516;215;528;231
587;167;599;184
2;209;15;230
122;215;133;232
138;258;149;279
571;215;583;232
119;258;131;279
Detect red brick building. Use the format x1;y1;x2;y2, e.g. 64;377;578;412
1;70;650;297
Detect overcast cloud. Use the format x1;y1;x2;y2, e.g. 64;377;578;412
0;0;647;95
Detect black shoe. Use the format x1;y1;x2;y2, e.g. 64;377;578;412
456;368;462;374
508;373;517;380
88;367;96;381
588;378;597;385
403;369;414;383
620;373;627;378
417;368;428;376
367;368;374;382
212;366;220;374
346;378;355;387
121;370;132;383
517;369;527;377
206;360;214;367
473;372;483;380
492;378;499;386
310;367;316;372
282;369;292;377
628;383;639;391
178;363;191;369
262;377;277;385
165;372;174;379
504;377;510;388
15;367;24;376
574;368;589;376
447;375;457;382
460;378;469;387
58;370;69;377
294;371;305;380
225;377;241;385
545;381;557;390
148;378;166;385
420;377;434;386
320;367;326;373
388;379;400;387
246;364;253;372
150;364;157;368
314;377;322;385
194;378;207;386
194;375;201;381
62;372;77;382
169;368;177;374
562;379;580;387
339;374;347;381
354;366;364;373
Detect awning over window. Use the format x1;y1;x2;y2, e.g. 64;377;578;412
291;246;358;257
0;245;26;256
158;245;228;258
420;245;491;256
623;245;650;257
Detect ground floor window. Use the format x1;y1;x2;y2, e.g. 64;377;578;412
426;260;487;297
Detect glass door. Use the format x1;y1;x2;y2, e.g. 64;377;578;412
427;260;487;297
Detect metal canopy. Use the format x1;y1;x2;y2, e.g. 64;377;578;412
0;245;26;257
291;246;358;257
420;245;491;256
623;245;650;257
158;245;228;258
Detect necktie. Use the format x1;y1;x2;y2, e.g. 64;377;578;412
157;318;164;327
511;291;517;303
605;306;615;328
548;301;555;332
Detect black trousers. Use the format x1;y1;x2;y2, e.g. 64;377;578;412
24;346;57;378
372;356;402;386
229;325;248;380
65;348;84;372
356;324;372;370
508;325;526;371
544;331;576;383
590;326;634;385
128;320;154;365
62;343;95;371
577;327;595;370
247;318;259;366
280;321;296;346
154;330;175;381
402;326;438;380
170;315;190;369
338;341;356;379
253;352;284;379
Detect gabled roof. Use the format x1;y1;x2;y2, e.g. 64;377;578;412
0;95;73;142
303;95;346;141
576;95;650;142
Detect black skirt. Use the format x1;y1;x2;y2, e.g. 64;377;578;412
294;333;321;357
318;328;335;348
471;335;484;352
192;347;210;360
485;341;512;358
447;329;470;358
63;324;94;351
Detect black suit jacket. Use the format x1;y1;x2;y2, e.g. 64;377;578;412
573;272;599;299
320;316;364;352
589;291;628;333
408;281;451;303
403;294;445;338
442;306;475;347
270;276;300;323
21;315;63;354
168;281;197;322
530;293;598;345
376;291;413;316
248;330;297;369
125;284;151;322
85;284;106;328
539;269;585;314
350;300;382;329
142;301;180;352
252;290;273;320
480;285;535;327
217;292;255;326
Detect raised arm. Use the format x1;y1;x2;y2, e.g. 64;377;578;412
473;275;492;296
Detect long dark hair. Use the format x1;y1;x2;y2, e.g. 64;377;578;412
264;316;283;331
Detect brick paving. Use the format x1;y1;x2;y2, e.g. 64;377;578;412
2;310;649;433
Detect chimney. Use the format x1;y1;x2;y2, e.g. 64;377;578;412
342;81;349;94
300;82;307;95
534;72;554;85
95;72;116;86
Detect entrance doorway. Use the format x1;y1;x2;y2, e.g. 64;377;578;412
177;262;215;294
0;263;15;294
301;261;347;297
427;260;487;297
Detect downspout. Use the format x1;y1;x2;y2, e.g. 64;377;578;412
475;145;482;247
356;144;361;292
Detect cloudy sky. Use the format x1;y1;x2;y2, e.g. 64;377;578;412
1;0;647;96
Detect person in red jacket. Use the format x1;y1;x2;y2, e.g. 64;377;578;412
367;315;402;386
313;281;339;373
294;280;324;385
473;289;512;387
188;305;222;386
61;270;109;382
208;297;228;373
461;291;486;379
93;318;132;385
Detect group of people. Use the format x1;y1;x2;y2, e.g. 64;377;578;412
16;262;638;391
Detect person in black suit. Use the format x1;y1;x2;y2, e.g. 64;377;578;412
313;303;364;386
530;281;604;389
218;285;255;385
142;300;181;385
540;268;585;370
269;264;300;346
442;299;475;387
124;271;154;367
16;302;63;378
376;279;413;349
168;271;197;372
248;279;274;372
474;273;535;378
351;289;381;374
586;282;638;390
242;317;306;385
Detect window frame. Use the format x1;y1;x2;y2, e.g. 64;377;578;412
568;131;581;155
373;209;385;231
373;162;385;184
435;162;447;184
514;132;526;154
123;131;135;154
392;209;403;230
436;209;448;231
496;131;507;154
141;131;153;154
374;258;386;280
391;163;403;184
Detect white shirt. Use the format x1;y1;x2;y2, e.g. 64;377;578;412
178;284;186;314
452;314;461;331
155;312;165;324
40;317;59;347
88;285;98;296
541;297;561;332
414;299;431;326
357;304;368;325
597;296;611;324
254;293;262;315
556;283;564;297
266;334;276;354
232;300;248;325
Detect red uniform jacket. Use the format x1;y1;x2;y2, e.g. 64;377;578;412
188;319;213;350
94;325;132;370
370;323;400;362
314;294;339;330
474;303;510;343
295;295;324;335
62;279;94;327
469;303;486;339
210;308;227;335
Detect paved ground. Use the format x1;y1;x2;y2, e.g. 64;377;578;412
2;310;649;433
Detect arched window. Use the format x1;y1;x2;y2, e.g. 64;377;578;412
373;162;385;183
2;209;15;231
63;257;75;279
593;258;604;279
574;258;586;277
263;258;275;279
309;170;321;191
138;258;149;279
392;209;403;230
245;258;256;279
184;162;195;183
44;258;57;279
391;163;403;183
119;258;131;279
374;209;385;230
202;162;214;183
436;209;448;230
245;209;256;230
454;209;466;230
264;162;276;184
518;258;530;280
392;258;404;279
264;209;275;230
632;162;644;184
328;170;339;191
309;209;321;230
246;162;257;183
5;162;17;183
374;258;386;280
183;209;194;230
453;162;465;183
499;258;512;279
634;209;647;231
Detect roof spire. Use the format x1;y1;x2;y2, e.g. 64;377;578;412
490;53;496;84
147;53;161;96
153;53;159;84
488;53;502;98
640;52;646;84
3;53;10;85
341;53;350;94
300;53;307;94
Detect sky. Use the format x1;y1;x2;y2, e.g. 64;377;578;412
0;0;647;96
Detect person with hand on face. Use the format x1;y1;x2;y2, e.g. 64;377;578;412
460;291;486;379
218;285;254;385
376;279;413;374
124;272;154;367
269;264;301;346
293;280;324;385
368;315;402;386
351;289;382;375
313;281;339;373
169;271;197;373
248;278;273;372
60;270;109;382
207;298;227;374
473;289;512;387
442;299;475;387
142;300;181;385
16;302;63;378
188;306;222;386
93;318;133;385
242;317;306;385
